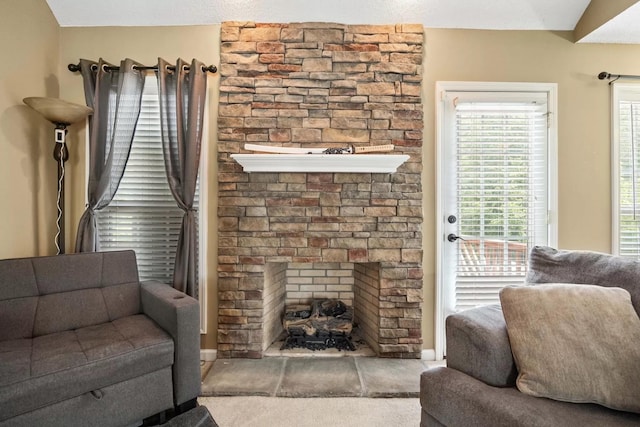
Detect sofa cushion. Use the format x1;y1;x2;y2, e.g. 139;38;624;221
0;314;174;421
527;245;640;316
499;283;640;414
0;258;38;300
32;252;104;293
0;251;142;341
0;297;38;342
33;288;111;337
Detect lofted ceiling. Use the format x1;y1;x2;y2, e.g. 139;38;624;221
45;0;640;44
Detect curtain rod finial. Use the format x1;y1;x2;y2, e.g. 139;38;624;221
68;63;80;72
598;71;610;80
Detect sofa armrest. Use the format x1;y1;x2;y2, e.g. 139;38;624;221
446;304;517;387
140;281;200;406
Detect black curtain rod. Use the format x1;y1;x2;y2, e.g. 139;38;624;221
598;71;640;84
67;63;217;74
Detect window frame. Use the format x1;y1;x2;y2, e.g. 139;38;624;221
85;73;209;334
612;82;640;258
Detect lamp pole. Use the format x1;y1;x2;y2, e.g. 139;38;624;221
53;125;69;254
22;97;92;255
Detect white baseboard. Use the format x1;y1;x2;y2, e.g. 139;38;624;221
200;349;217;362
421;349;436;361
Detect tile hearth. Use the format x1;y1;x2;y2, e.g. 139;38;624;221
200;357;442;398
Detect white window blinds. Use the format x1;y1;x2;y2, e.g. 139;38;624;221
453;96;549;311
613;83;640;258
96;76;199;283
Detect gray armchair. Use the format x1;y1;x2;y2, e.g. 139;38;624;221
420;246;640;426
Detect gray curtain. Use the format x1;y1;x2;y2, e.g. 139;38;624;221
156;58;207;297
75;58;145;252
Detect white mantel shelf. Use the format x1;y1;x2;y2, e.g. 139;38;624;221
231;154;410;173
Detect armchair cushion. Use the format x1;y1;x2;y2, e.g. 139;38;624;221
500;283;640;414
445;304;517;387
527;245;640;315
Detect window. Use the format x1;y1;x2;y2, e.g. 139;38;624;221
94;75;207;310
613;83;640;257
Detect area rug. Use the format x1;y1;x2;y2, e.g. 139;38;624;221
199;396;421;427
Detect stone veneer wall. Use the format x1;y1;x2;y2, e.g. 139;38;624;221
217;21;424;358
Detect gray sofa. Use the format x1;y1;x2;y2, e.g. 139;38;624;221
420;246;640;426
0;250;201;427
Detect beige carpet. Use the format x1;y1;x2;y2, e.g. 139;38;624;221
199;396;421;427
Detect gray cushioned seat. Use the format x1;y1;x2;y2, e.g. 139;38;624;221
0;251;201;426
0;314;174;420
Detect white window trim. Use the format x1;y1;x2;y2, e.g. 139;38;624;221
434;81;558;360
611;82;640;256
84;75;209;335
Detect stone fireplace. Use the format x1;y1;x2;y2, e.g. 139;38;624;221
217;22;424;358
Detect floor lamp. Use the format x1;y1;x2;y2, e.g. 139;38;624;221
23;97;92;255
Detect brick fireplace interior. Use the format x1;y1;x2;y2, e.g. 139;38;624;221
217;22;424;358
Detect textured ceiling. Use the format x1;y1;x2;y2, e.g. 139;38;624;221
44;0;640;43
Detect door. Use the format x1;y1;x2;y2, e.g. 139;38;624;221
436;83;557;359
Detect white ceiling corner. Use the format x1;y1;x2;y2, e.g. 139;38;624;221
44;0;640;44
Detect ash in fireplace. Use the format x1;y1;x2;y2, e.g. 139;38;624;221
281;299;355;351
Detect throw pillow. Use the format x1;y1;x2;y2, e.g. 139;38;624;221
500;283;640;413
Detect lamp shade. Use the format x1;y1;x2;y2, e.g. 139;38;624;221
23;97;92;126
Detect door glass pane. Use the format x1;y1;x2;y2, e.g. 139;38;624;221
451;99;548;312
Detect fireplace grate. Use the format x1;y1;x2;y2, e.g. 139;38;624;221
281;328;355;351
281;299;355;352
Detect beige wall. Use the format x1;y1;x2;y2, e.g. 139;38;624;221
0;0;61;258
3;2;640;354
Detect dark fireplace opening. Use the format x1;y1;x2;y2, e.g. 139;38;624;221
281;299;355;351
262;262;381;355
